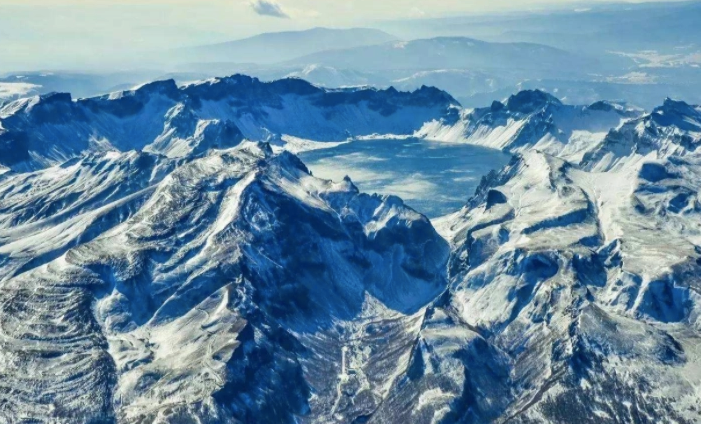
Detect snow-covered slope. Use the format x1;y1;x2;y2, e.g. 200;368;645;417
0;82;41;106
392;69;503;98
0;142;452;423
0;151;182;282
417;89;640;162
433;134;701;422
0;74;458;171
582;98;701;171
283;65;376;88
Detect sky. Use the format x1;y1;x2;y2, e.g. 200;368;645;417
0;0;690;72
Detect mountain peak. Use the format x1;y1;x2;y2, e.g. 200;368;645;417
654;97;701;121
133;79;179;97
505;89;562;114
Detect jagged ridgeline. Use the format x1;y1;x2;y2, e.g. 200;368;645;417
0;75;458;172
0;76;700;423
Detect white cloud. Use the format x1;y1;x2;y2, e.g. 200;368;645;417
409;7;426;17
249;0;289;18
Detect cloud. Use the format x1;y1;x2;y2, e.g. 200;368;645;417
409;7;426;17
249;0;289;18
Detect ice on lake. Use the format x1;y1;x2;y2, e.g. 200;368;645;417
299;138;512;218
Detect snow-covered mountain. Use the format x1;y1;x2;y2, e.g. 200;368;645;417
432;150;701;422
0;141;450;423
430;97;701;422
582;98;701;171
1;77;701;423
0;74;458;171
417;89;641;162
0;82;41;106
418;89;701;175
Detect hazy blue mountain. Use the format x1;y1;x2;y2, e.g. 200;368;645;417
282;64;379;88
379;1;701;55
286;37;595;76
498;1;701;56
390;69;505;98
175;27;398;65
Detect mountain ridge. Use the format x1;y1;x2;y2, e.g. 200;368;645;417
0;74;458;172
418;89;642;163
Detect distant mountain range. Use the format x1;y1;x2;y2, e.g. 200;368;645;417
4;2;701;112
378;1;701;55
4;11;701;111
174;27;398;65
285;37;594;74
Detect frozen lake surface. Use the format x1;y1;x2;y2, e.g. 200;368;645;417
299;138;512;218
